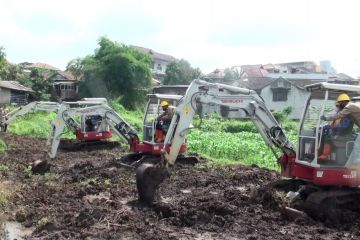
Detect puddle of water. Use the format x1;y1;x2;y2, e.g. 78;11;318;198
0;221;34;240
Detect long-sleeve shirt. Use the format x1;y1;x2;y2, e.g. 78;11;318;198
331;115;354;135
326;102;360;127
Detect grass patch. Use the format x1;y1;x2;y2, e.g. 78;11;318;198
8;111;57;138
0;138;6;153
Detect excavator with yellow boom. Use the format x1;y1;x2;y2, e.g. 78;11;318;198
136;79;360;221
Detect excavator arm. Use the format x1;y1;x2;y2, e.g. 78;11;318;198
136;79;296;203
3;101;60;125
163;79;295;167
47;104;139;158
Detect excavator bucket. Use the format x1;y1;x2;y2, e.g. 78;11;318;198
136;163;170;204
31;159;50;174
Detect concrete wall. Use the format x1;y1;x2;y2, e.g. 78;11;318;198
260;84;309;119
0;88;11;104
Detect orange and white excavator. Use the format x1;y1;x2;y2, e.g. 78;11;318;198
136;79;360;221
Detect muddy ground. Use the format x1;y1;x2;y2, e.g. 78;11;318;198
0;133;360;239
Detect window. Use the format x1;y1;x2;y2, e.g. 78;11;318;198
157;63;162;71
273;89;288;102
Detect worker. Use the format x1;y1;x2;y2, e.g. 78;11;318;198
0;104;9;132
155;101;175;142
318;101;354;160
321;93;360;163
85;115;102;132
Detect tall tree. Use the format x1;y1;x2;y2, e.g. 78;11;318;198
78;37;152;109
0;46;8;80
16;69;53;100
66;58;83;80
163;59;202;85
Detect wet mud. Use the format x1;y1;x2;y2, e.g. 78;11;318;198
0;133;360;239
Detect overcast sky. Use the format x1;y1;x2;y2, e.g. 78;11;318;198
0;0;359;77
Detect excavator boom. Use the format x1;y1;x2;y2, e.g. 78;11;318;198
136;79;296;203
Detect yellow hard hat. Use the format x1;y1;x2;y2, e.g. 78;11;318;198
160;101;169;107
337;93;350;102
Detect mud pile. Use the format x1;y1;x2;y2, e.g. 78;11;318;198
0;133;360;239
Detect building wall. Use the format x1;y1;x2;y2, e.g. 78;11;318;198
0;88;11;104
53;82;78;100
152;59;169;75
260;84;309;119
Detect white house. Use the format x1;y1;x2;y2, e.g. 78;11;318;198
132;46;176;81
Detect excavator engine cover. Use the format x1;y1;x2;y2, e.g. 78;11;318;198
136;163;170;204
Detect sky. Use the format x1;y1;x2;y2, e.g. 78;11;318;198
0;0;359;77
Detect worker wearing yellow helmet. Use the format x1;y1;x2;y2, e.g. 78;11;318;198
321;93;360;164
155;100;175;142
160;101;169;107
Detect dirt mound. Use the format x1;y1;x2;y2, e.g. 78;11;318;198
1;133;360;239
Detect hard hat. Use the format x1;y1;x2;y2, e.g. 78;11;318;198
337;93;350;102
160;101;169;107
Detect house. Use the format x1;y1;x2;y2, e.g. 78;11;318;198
205;61;359;119
0;81;34;105
132;46;176;82
48;71;78;100
259;77;325;119
203;69;226;82
152;85;188;96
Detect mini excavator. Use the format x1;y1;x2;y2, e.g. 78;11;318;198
2;95;191;163
136;79;360;221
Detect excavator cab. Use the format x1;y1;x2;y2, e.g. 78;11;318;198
298;83;360;167
64;98;112;141
143;94;183;143
291;82;360;187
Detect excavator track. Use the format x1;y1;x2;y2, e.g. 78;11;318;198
301;188;360;223
256;179;360;224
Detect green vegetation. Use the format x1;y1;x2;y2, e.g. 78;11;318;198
164;59;202;85
188;115;298;170
17;68;54;100
109;100;144;134
78;37;152;109
8;111;57;138
4;103;299;171
0;138;6;153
